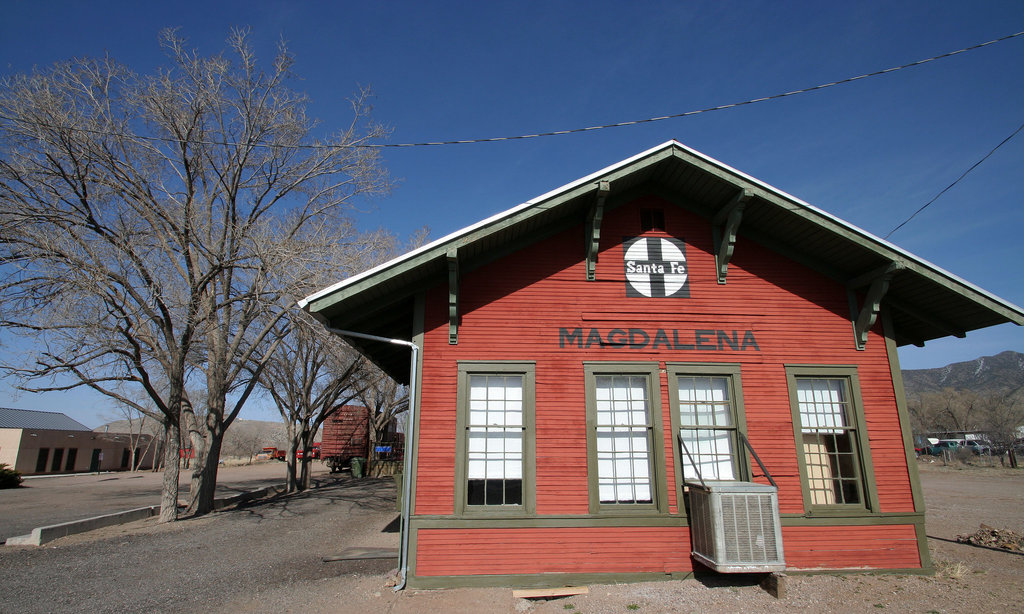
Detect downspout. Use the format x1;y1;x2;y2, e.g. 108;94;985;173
325;328;419;591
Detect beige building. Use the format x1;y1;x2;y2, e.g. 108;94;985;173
0;407;155;475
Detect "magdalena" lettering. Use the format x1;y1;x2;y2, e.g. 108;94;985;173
558;327;760;351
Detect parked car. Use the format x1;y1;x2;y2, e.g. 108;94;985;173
963;440;992;455
924;440;960;456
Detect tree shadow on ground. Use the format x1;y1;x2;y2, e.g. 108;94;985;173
232;475;396;522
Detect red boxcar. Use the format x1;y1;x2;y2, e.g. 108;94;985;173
320;405;368;472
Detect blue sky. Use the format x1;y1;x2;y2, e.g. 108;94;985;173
2;1;1023;426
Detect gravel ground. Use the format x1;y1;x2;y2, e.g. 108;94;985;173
0;461;1021;613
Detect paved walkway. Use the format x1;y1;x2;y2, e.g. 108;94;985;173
0;461;326;542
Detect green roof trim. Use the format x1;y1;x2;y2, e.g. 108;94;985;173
302;140;1024;380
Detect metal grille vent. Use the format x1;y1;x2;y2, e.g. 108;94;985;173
687;480;785;573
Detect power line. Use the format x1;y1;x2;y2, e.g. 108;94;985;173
369;29;1024;147
1;30;1022;150
885;121;1024;239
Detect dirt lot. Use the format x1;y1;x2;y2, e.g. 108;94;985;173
0;460;1021;613
0;460;322;542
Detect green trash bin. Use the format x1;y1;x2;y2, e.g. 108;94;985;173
351;456;366;478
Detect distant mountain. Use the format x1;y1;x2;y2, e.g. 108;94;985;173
902;350;1024;400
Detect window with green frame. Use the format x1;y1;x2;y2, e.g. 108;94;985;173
786;365;877;513
668;364;747;483
455;362;535;515
584;363;667;514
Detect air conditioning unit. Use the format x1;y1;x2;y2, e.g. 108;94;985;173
687;480;785;573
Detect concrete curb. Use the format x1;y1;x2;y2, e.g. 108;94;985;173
5;482;287;546
5;506;158;546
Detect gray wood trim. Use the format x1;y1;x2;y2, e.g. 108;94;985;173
447;249;459;345
583;362;668;515
712;189;751;284
851;266;900;350
454;361;537;516
407;511;924;529
664;362;751;507
882;311;927;515
785;365;880;516
585;180;609;281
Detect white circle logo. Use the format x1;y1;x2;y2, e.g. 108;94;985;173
623;237;690;298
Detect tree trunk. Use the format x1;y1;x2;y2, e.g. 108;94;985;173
188;434;223;515
299;429;314;490
159;421;181;522
285;422;300;492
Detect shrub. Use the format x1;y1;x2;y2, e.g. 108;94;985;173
0;463;23;488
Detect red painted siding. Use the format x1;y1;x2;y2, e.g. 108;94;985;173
411;194;918;574
783;525;921;570
416;527;693;576
415;524;921;576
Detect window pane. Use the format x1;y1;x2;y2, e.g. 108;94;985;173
797;377;862;506
594;375;653;504
678;375;738;481
466;374;525;506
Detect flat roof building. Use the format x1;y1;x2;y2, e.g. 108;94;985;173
0;407;154;475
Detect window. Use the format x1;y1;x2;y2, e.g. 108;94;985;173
456;362;535;515
640;208;665;232
669;364;746;483
787;366;876;513
51;448;65;472
65;448;78;471
585;363;667;513
35;448;49;473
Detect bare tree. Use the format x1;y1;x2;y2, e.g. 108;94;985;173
257;310;370;492
0;29;389;520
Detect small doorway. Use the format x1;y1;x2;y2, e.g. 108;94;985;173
35;448;50;473
65;448;78;471
89;448;102;472
51;448;65;472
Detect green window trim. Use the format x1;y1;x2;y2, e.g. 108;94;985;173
584;362;669;515
666;363;750;503
785;364;879;516
455;361;536;516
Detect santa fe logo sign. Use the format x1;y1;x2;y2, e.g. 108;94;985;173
623;237;690;298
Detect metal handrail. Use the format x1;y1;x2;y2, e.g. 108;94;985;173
678;431;777;489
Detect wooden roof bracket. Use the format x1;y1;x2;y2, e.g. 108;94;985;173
848;261;906;350
585;180;610;281
712;189;752;284
447;248;459;345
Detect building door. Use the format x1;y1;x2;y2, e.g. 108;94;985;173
120;448;130;469
89;448;102;472
35;448;50;473
51;448;64;472
65;448;78;471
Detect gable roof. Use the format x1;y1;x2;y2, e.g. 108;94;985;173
302;140;1024;382
0;407;92;431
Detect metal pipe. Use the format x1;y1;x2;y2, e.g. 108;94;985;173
325;328;419;591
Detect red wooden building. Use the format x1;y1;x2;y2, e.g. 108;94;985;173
301;141;1024;589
